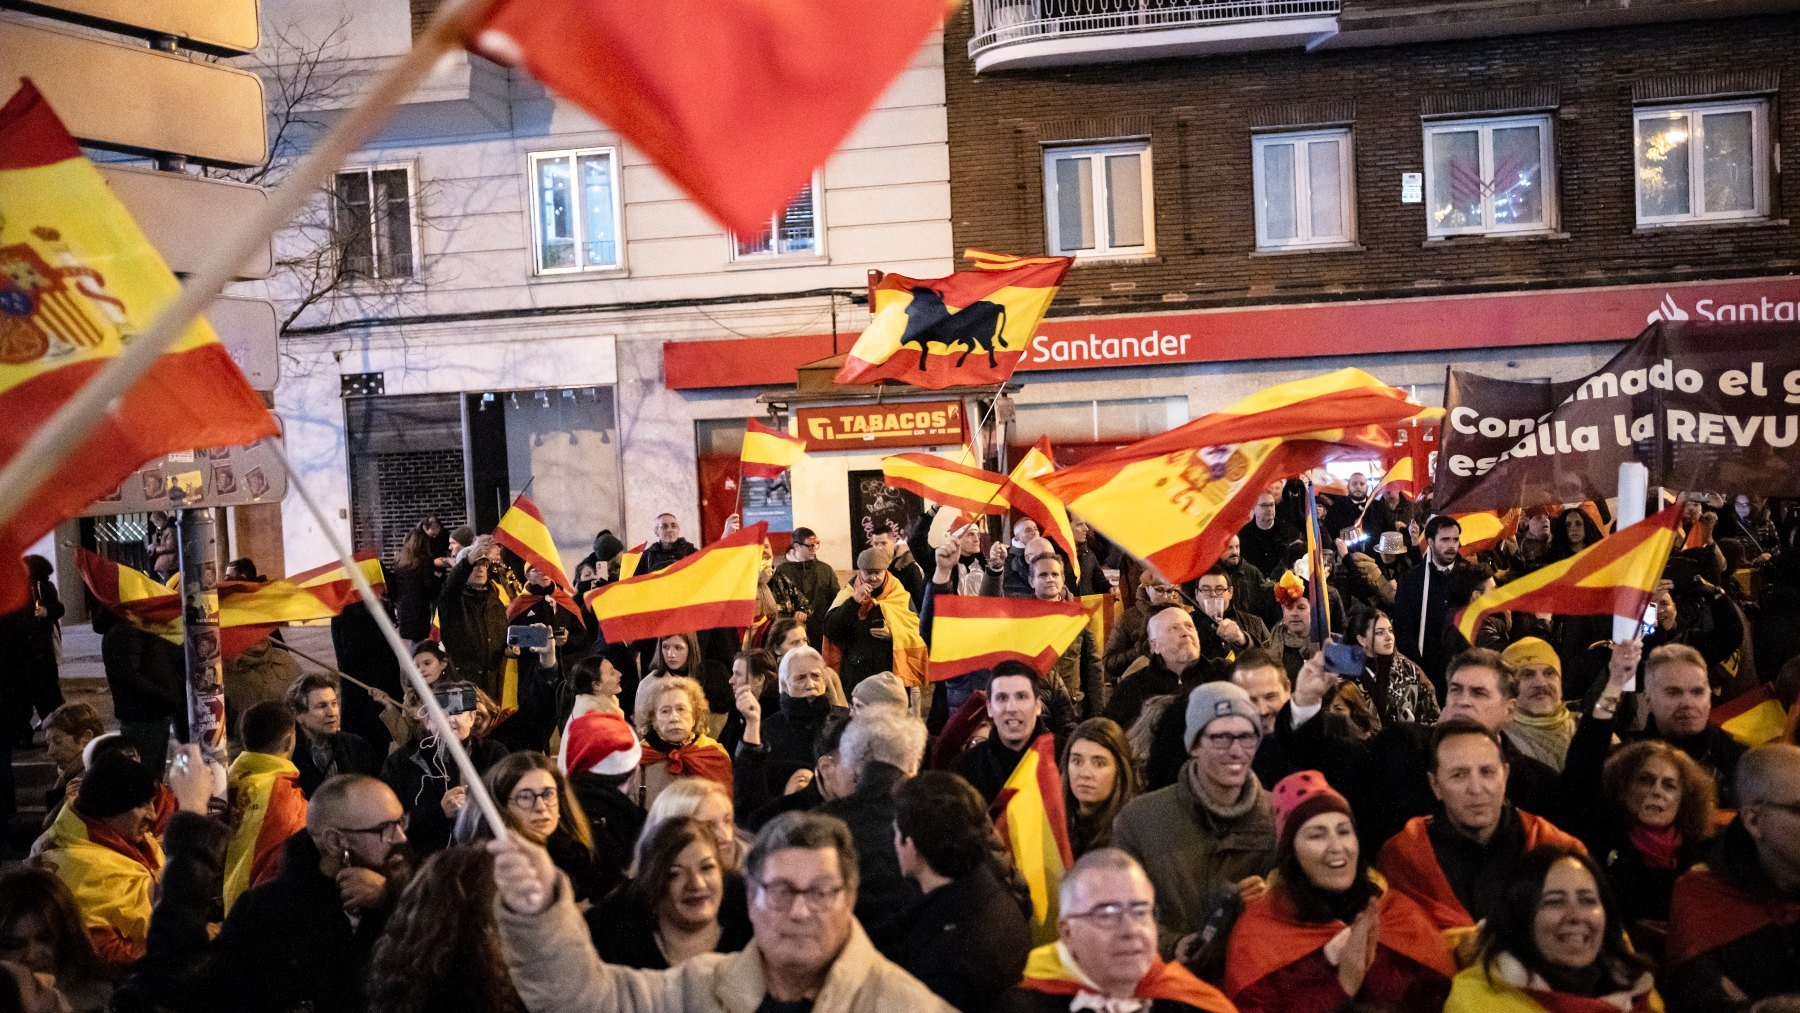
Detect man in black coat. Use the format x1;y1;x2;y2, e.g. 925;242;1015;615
1105;606;1208;732
1239;486;1300;577
1279;646;1562;848
1391;514;1483;691
98;611;187;779
822;550;904;696
637;512;696;574
286;672;382;799
205;774;411;1012
818;705;928;931
954;662;1064;803
883;772;1031;1012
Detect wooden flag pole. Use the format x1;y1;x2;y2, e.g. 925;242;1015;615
0;0;501;539
273;443;512;843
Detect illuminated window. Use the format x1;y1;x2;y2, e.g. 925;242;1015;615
1635;101;1769;226
1422;115;1554;238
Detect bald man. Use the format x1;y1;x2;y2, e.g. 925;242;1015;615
207;775;413;1012
1105;606;1207;730
1665;744;1800;1011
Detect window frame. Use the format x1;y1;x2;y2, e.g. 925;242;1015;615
331;162;420;281
1633;99;1771;227
1421;114;1557;239
729;174;826;262
1042;140;1156;260
527;146;625;276
1251;128;1358;251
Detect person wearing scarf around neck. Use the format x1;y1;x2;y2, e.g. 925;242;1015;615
1225;771;1454;1011
1445;845;1659;1013
1502;639;1577;773
1582;740;1716;954
1003;848;1236;1013
636;675;732;807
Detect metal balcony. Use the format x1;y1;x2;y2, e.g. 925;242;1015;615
969;0;1342;72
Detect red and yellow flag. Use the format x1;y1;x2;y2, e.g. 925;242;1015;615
0;82;278;611
1005;437;1079;578
1714;683;1788;748
881;452;1012;517
494;493;572;593
1038;370;1420;584
1079;591;1117;653
835;252;1073;390
993;733;1075;944
1448;509;1520;554
1454;504;1682;643
585;523;766;643
473;0;945;236
617;542;646;582
928;595;1089;682
222;751;306;912
824;572;929;686
741;419;806;479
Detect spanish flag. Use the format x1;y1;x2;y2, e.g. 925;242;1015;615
617;542;646;582
740;419;806;479
1005;437;1080;579
1079;591;1117;653
882;453;1012;517
0;82;278;611
1713;683;1789;747
1380;455;1420;496
994;733;1075;944
928;595;1089;682
1448;509;1520;554
222;750;306;912
494;492;573;593
835;252;1072;390
1454;504;1681;644
1021;943;1237;1012
473;0;945;235
287;554;388;611
1038;369;1420;584
585;522;765;643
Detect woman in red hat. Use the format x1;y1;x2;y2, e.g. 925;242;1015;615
1225;770;1455;1011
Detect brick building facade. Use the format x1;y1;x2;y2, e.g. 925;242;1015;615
946;7;1800;319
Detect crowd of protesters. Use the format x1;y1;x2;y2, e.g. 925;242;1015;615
4;479;1800;1013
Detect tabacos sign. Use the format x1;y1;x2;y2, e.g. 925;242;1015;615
797;400;965;451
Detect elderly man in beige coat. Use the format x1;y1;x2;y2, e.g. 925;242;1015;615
491;810;953;1013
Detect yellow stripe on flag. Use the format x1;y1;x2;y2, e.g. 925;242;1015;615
741;419;806;478
494;493;572;592
1006;439;1079;579
928;596;1088;681
996;735;1074;944
882;453;1011;516
586;524;765;643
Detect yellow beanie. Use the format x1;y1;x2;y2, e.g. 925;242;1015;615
1502;637;1560;674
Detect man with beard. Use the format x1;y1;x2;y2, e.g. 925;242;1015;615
1106;606;1208;731
206;774;413;1012
1392;516;1480;690
1500;638;1576;772
954;661;1060;803
1211;534;1275;628
1324;472;1390;546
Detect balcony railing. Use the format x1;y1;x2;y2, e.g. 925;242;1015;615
970;0;1342;70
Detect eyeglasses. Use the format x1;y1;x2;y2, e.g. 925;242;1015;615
339;814;409;840
1065;901;1155;928
1195;586;1230;599
755;879;846;913
1201;731;1259;752
510;787;558;809
801;540;820;549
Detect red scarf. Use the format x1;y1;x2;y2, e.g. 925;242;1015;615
639;734;733;792
80;815;162;874
1627;822;1681;871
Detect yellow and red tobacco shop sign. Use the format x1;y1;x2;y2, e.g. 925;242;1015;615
796;400;965;451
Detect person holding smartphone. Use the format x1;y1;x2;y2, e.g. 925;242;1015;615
380;680;508;856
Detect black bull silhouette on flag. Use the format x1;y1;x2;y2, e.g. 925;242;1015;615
897;287;1010;371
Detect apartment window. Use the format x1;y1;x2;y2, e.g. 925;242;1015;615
530;148;621;274
1423;115;1554;237
332;166;416;279
1252;130;1355;249
1044;142;1154;258
1635;101;1769;225
733;178;822;259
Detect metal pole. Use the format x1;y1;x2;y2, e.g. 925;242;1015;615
177;507;228;763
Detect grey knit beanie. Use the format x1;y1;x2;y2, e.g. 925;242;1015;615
1184;681;1262;751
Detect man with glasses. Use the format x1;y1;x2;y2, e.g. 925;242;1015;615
1103;570;1192;682
1239;487;1300;577
207;774;413;1012
1113;681;1276;959
491;810;954;1012
778;526;839;647
1192;566;1268;674
1666;743;1800;1010
1005;849;1236;1012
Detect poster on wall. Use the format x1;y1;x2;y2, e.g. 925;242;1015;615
847;469;924;562
739;474;794;534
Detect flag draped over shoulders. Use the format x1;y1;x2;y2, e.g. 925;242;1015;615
0;81;278;610
223;751;307;911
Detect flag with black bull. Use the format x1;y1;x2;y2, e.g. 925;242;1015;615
1435;320;1800;514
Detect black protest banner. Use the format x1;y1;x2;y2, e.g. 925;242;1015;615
1435;321;1800;514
